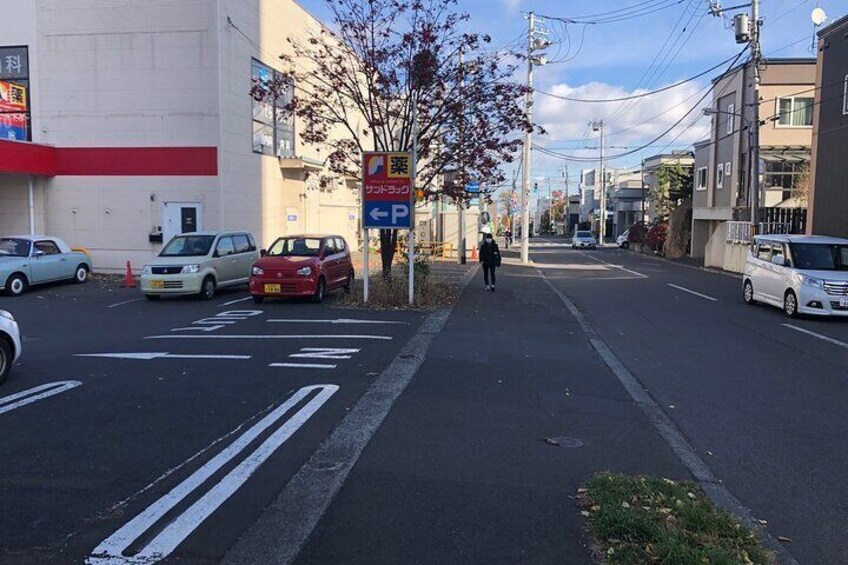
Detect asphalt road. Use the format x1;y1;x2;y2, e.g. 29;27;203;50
534;237;848;565
0;281;423;564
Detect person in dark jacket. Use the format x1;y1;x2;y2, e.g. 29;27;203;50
479;233;501;291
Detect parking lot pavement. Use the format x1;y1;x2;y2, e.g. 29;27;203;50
0;279;424;564
534;240;848;564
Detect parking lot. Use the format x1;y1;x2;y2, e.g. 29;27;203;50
0;279;423;564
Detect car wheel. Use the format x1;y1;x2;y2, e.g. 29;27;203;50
199;276;216;301
344;271;354;294
6;274;27;297
312;277;326;304
743;280;756;305
0;337;10;385
252;295;264;304
145;294;161;301
784;290;799;318
622;242;629;249
73;264;89;284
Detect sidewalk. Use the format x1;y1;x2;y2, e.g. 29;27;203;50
294;252;691;563
351;251;477;287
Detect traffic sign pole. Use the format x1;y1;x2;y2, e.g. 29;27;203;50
363;227;369;303
409;103;418;306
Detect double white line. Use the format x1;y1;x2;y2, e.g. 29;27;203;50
87;384;338;565
0;381;82;415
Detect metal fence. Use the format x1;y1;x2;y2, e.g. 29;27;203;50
726;221;754;243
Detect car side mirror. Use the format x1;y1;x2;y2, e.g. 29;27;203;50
260;249;267;257
33;250;45;258
771;256;786;267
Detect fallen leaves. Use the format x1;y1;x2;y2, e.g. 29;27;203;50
543;437;560;446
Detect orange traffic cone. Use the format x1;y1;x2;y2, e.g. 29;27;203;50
471;245;478;260
123;261;137;288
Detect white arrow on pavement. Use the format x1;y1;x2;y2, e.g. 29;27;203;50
290;348;361;360
369;207;389;221
76;352;252;360
266;318;407;325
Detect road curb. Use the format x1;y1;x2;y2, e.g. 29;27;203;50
537;267;799;565
221;264;479;565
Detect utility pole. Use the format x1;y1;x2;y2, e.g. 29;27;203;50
521;11;549;264
458;47;466;265
591;120;605;245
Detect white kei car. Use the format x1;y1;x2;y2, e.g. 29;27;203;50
0;309;21;384
743;235;848;317
572;230;597;249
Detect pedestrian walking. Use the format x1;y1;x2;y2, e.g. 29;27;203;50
479;233;501;291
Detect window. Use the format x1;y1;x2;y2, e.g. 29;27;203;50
727;104;735;134
216;237;235;256
160;235;215;257
724;162;731;178
696;167;707;190
334;237;347;252
233;234;251;254
324;238;338;255
756;242;771;261
764;160;807;191
34;240;60;255
268;237;322;257
251;59;295;157
776;97;813;127
772;243;785;264
716;164;724;189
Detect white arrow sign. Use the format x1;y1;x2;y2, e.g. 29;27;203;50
76;352;252;360
370;207;389;221
290;348;361;360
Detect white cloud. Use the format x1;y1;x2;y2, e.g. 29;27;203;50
499;0;524;14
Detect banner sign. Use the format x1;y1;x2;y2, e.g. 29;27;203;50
0;80;27;141
362;152;413;229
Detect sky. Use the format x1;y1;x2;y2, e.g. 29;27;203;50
295;0;847;194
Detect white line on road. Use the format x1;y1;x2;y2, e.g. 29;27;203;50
144;334;393;341
0;381;82;415
782;324;848;349
290;348;360;360
107;297;147;309
667;283;718;302
218;296;254;306
75;353;252;361
579;251;648;279
269;363;337;369
266;319;407;325
87;384;338;565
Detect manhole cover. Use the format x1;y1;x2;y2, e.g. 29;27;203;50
551;437;584;449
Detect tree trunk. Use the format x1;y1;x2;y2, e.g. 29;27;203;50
379;229;397;279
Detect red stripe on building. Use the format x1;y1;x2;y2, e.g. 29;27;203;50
0;140;218;176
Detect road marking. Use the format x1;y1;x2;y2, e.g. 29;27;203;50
290;348;360;360
145;334;393;341
75;353;252;361
267;319;407;325
579;251;648;279
107;297;147;309
782;324;848;349
269;363;337;369
219;296;254;306
87;384;338;565
0;381;82;415
667;283;718;302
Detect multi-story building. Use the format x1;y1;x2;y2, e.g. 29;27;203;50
0;0;362;272
808;15;848;238
610;175;647;237
691;58;816;271
641;152;694;222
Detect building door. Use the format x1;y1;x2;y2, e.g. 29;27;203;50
162;202;202;245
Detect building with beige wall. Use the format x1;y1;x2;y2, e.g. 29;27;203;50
0;0;361;272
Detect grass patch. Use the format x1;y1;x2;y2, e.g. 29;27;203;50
580;472;772;565
339;274;458;310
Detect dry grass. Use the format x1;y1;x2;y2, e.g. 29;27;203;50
339;274;458;310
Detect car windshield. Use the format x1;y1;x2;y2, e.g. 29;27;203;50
268;237;322;257
159;235;215;257
789;243;848;271
0;238;31;257
576;231;593;238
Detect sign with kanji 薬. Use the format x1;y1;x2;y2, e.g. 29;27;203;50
362;152;413;229
0;80;27;141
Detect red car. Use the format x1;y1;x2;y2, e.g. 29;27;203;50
249;235;354;303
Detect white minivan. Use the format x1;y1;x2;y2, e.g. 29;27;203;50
743;235;848;317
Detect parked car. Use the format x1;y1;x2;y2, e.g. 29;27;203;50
140;231;260;301
616;229;630;249
0;235;92;296
0;310;21;384
571;230;597;249
249;235;354;304
743;234;848;317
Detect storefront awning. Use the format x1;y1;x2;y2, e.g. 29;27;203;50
759;146;810;164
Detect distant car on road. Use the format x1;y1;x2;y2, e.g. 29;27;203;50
140;231;260;301
616;229;630;249
0;236;92;296
249;235;354;304
572;230;597;249
743;234;848;317
0;309;21;384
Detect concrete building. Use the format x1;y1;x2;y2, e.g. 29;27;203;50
641;152;694;222
610;175;647;237
691;58;816;271
808;15;848;238
0;0;362;272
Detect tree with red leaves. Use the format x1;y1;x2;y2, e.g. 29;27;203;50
252;0;532;276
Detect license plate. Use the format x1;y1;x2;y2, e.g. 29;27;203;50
150;280;164;289
264;284;281;293
840;297;848;308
